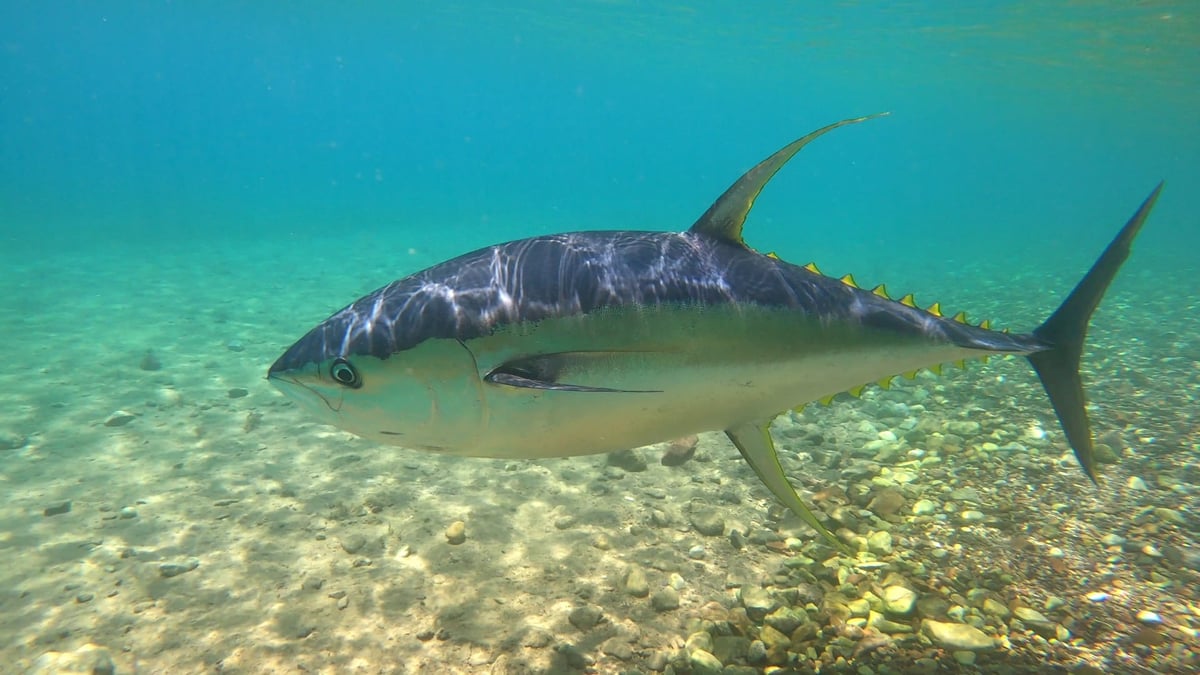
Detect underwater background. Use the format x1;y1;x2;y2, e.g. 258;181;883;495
1;2;1197;674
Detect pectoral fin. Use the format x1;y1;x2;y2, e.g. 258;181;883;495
484;351;663;393
727;419;849;553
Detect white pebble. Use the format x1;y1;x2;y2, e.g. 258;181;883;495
1136;610;1162;624
1086;592;1110;603
960;510;985;523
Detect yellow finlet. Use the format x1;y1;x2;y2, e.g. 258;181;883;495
899;293;917;308
951;311;968;323
929;363;943;375
877;377;893;389
902;369;918;380
927;302;943;317
839;273;858;288
979;319;992;330
848;384;864;397
818;394;836;406
871;284;889;298
767;251;780;259
804;262;821;275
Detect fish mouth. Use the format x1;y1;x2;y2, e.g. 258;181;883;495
267;369;343;413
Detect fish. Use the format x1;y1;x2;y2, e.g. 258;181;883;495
268;114;1162;551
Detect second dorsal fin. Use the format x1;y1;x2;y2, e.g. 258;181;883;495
688;112;889;246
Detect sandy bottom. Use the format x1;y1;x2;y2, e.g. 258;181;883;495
0;230;1197;674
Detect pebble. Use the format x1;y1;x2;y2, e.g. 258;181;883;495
1136;610;1162;624
847;598;871;617
445;520;466;545
922;619;995;651
623;566;650;598
867;530;894;555
600;637;633;661
606;448;647;472
687;545;706;560
1086;592;1110;603
949;487;981;502
947;420;980;435
1013;607;1049;623
759;625;790;653
764;606;809;634
568;605;603;630
867;611;914;634
747;639;768;664
982;598;1010;619
159;559;199;577
227;387;249;399
738;585;777;620
651;587;680;612
662;435;698;466
960;510;985;523
952;650;977;666
911;499;937;516
226;340;245;352
1101;533;1126;547
43;501;72;517
340;534;366;554
104;410;137;427
688;648;723;675
882;585;917;616
1127;476;1148;490
119;506;137;519
689;508;726;537
139;350;162;371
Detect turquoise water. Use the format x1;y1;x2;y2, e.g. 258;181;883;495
2;3;1197;673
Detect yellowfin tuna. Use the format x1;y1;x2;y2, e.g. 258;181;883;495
269;115;1162;550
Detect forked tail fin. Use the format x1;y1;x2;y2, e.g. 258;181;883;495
1027;183;1164;482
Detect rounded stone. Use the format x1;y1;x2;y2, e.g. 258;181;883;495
739;585;777;620
1136;610;1162;624
688;648;723;675
689;508;726;537
867;530;894;555
445;520;466;545
911;499;937;516
960;510;985;523
882;585;917;616
651;587;680;612
623;566;650;598
952;650;977;666
921;619;995;651
568;605;603;631
1013;607;1049;623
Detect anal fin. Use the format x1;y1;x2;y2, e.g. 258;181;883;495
726;419;849;553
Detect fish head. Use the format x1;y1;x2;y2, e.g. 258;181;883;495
267;316;486;451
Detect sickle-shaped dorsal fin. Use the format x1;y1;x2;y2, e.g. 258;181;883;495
689;112;889;246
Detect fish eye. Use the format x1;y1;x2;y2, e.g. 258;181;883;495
329;358;362;388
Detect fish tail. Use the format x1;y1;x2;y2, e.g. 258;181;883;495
1026;183;1163;482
